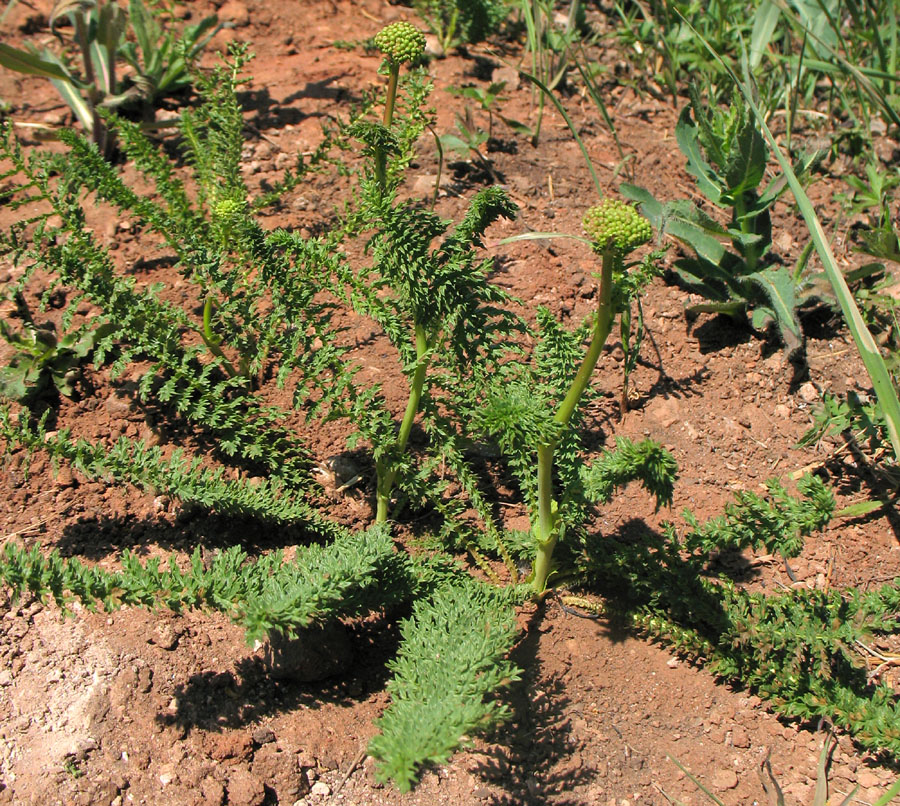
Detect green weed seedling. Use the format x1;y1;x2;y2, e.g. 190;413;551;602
0;316;114;404
448;80;508;141
0;0;220;151
623;83;821;354
439;105;496;179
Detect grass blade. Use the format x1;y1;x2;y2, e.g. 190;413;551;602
519;69;604;198
873;776;900;806
667;756;728;806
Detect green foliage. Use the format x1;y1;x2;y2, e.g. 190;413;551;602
0;0;220;150
0;46;353;488
577;478;900;759
120;0;221;100
0;316;114;403
799;390;894;461
0;526;404;644
0;410;344;540
623;85;822;354
5;26;897;792
680;474;834;558
516;0;584;146
614;247;667;415
439;106;494;178
412;0;510;52
580;437;678;510
368;579;523;790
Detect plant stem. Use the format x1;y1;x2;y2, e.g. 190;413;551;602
200;295;239;379
554;249;616;431
376;323;430;522
532;441;557;591
532;247;616;592
375;61;400;191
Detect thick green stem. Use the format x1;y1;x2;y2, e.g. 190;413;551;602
554;249;616;431
376;324;430;523
200;296;239;379
375;62;400;191
532;247;617;592
532;442;557;590
734;193;760;273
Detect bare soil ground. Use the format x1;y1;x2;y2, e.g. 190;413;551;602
1;1;899;805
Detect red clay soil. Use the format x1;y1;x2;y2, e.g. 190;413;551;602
1;1;899;805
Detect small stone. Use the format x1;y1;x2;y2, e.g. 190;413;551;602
731;727;750;748
473;786;491;798
105;395;131;416
55;467;77;488
646;396;682;428
798;382;819;404
712;769;738;790
856;770;880;788
666;657;679;668
309;781;331;797
151;621;181;651
297;752;316;769
252;726;275;745
201;777;226;806
226;768;266;806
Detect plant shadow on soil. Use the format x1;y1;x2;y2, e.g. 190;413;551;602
52;511;341;560
471;604;594;805
162;612;402;734
235;79;363;131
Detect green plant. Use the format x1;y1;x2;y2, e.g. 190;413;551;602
614;246;666;416
623;83;821;354
120;0;221;101
63;758;84;779
0;33;528;789
0;0;219;150
438;105;496;179
412;0;510;52
0;315;114;403
473;201;676;594
5;20;900;797
530;200;656;592
714;45;900;463
447;80;508;141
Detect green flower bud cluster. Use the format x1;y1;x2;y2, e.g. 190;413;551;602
582;200;652;253
213;198;245;222
374;22;426;65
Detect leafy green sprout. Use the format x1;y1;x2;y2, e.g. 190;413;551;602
532;199;652;593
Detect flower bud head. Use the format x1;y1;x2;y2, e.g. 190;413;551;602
214;198;244;219
374;22;426;65
582;200;652;253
